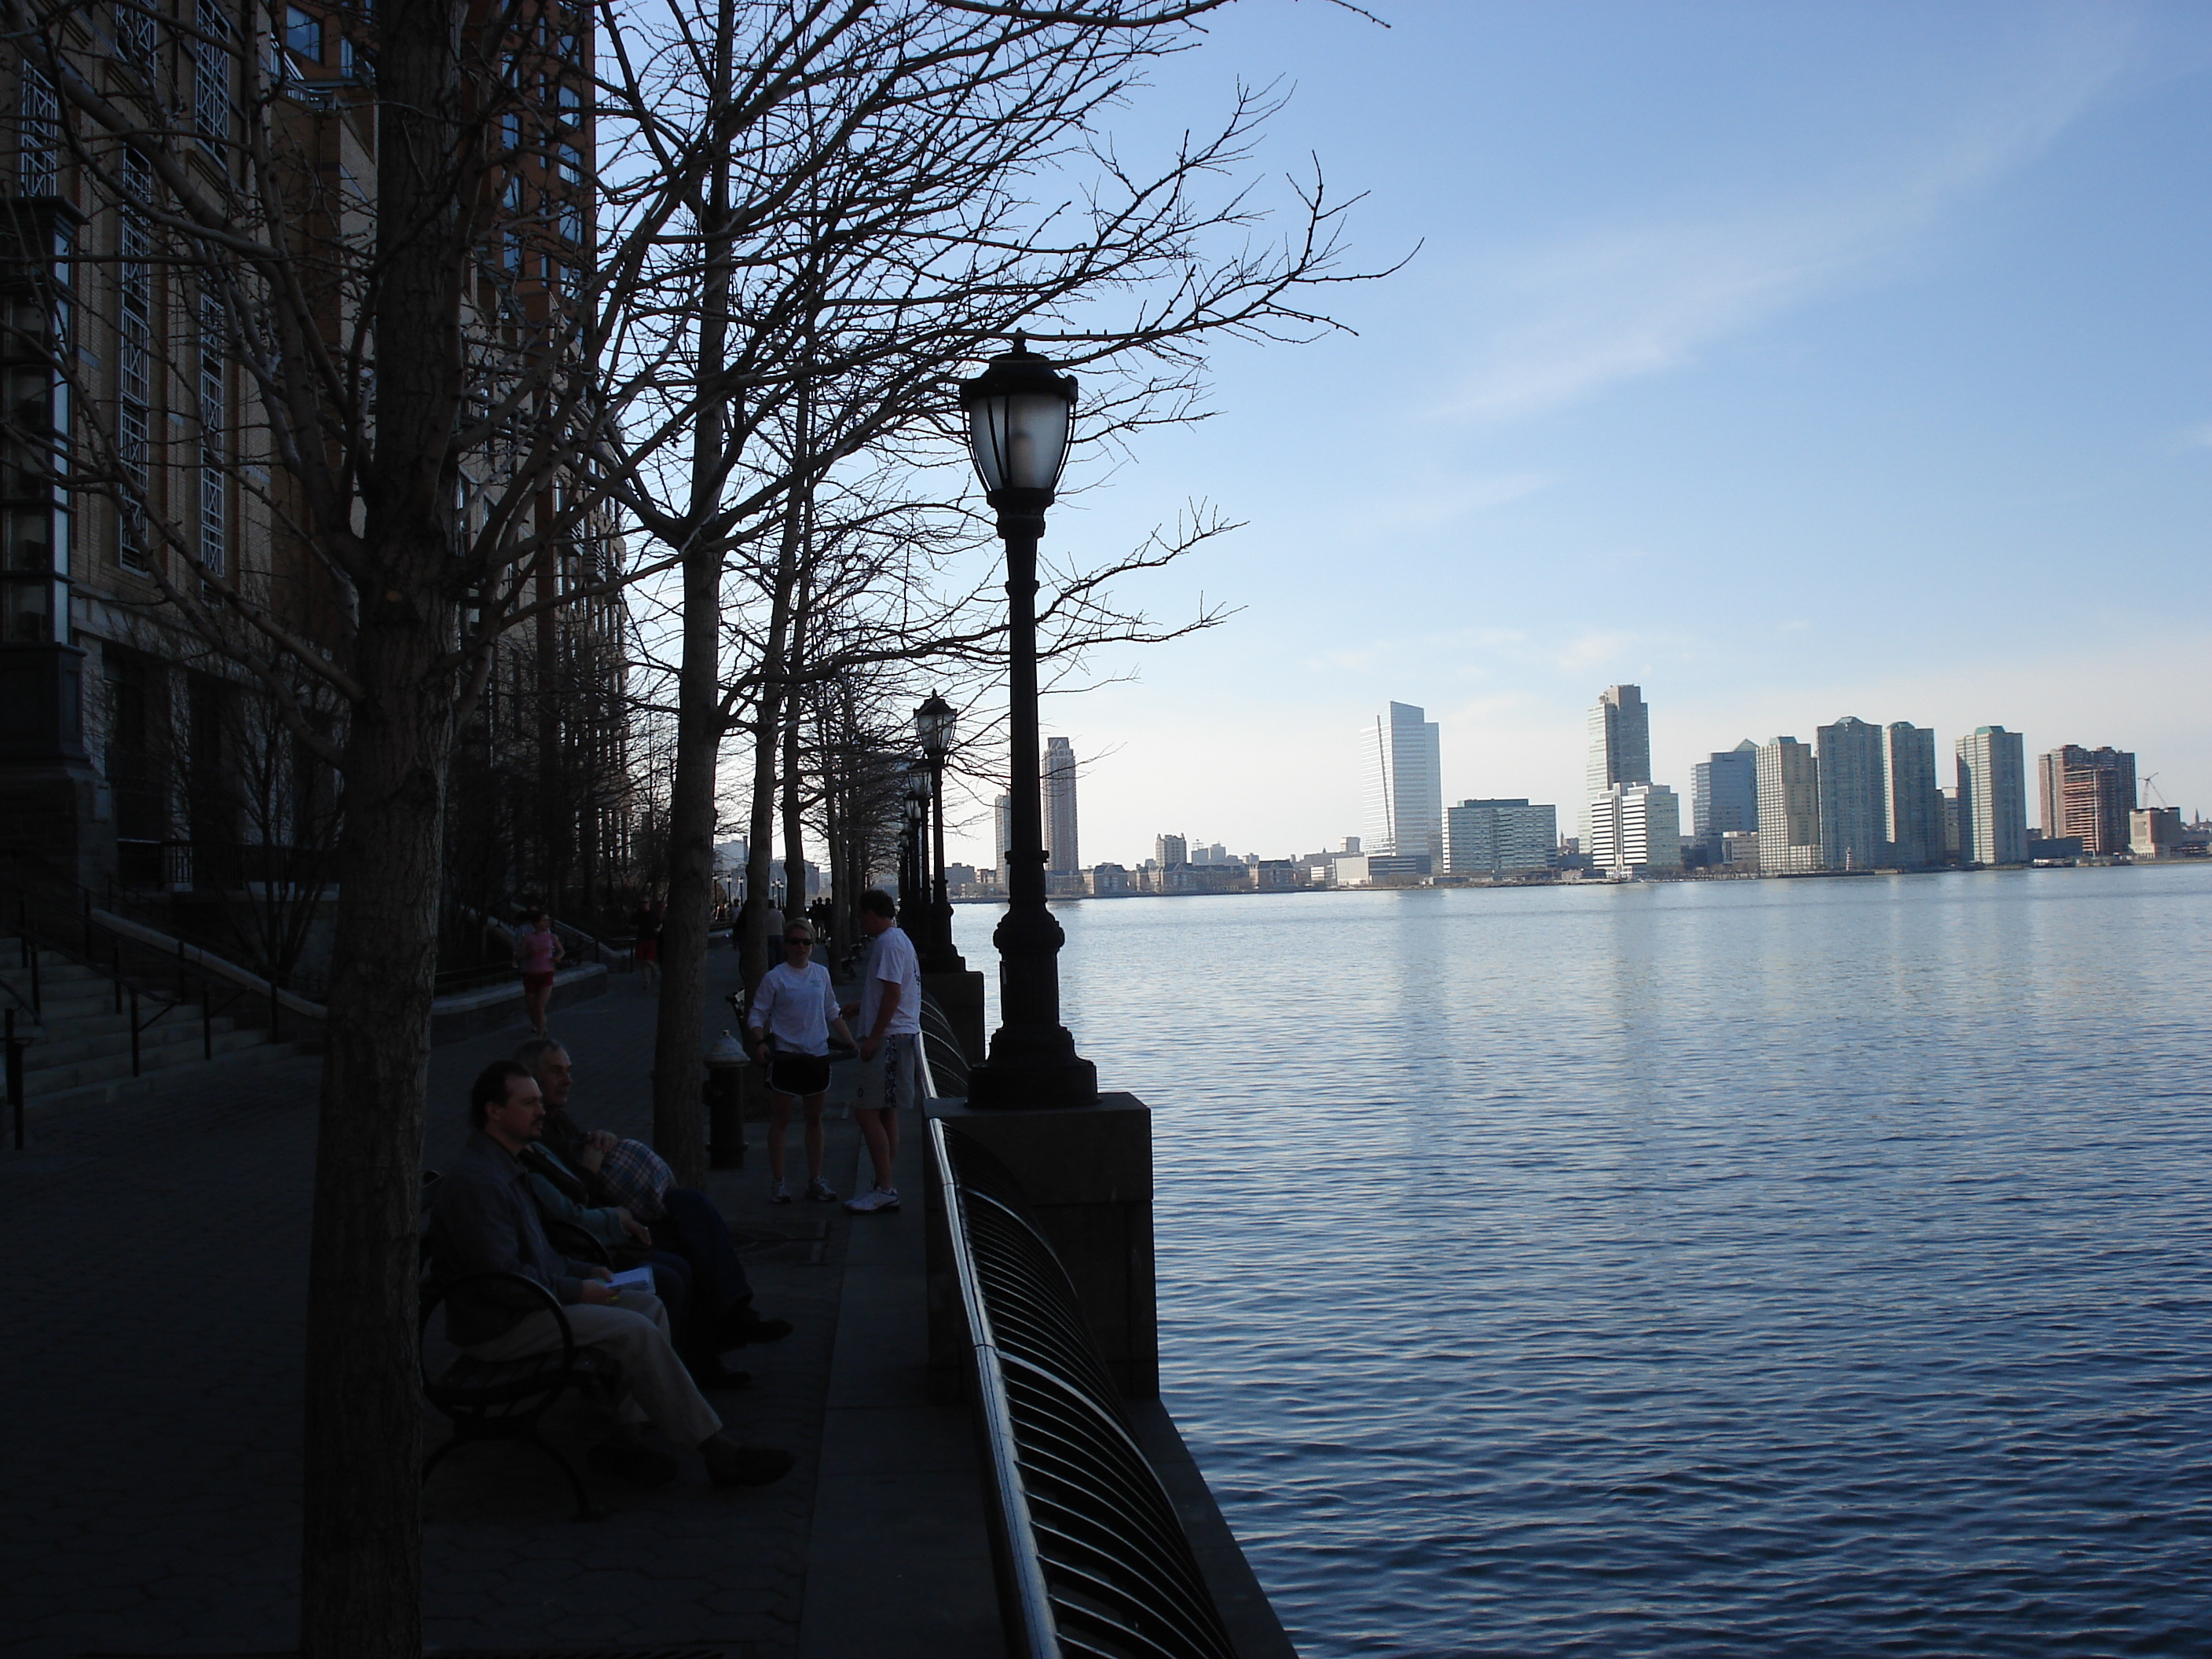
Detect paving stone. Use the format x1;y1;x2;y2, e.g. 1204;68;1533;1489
2;950;848;1659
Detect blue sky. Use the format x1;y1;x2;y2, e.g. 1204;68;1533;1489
948;0;2212;868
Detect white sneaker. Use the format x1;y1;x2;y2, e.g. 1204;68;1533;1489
844;1186;899;1214
805;1177;839;1203
770;1180;792;1204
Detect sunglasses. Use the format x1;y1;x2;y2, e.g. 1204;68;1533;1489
783;935;813;947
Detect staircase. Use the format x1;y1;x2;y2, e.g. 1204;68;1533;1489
0;943;304;1118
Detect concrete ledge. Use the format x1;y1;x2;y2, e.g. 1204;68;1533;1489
429;962;607;1045
1128;1398;1302;1659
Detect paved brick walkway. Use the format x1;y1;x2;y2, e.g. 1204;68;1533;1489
1;950;861;1658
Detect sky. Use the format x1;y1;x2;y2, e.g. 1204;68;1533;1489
943;0;2212;870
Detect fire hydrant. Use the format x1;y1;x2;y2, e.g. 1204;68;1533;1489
704;1029;749;1169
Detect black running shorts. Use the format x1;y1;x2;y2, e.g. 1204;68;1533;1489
767;1051;831;1097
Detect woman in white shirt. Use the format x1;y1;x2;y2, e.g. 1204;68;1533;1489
747;919;854;1203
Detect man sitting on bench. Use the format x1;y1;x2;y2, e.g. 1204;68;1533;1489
430;1059;793;1489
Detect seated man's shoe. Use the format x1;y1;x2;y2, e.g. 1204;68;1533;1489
687;1358;754;1391
588;1435;679;1488
718;1306;794;1349
700;1434;796;1488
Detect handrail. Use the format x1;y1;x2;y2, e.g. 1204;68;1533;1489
932;1119;1240;1659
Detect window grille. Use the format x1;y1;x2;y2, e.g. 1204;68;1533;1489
195;1;232;153
199;295;227;581
19;66;59;196
115;1;157;64
558;141;582;184
119;152;154;570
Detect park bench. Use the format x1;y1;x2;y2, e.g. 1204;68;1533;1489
417;1172;623;1521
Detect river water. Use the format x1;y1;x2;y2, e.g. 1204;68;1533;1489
953;864;2212;1657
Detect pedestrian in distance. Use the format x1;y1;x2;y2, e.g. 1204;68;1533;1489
747;918;855;1204
840;888;922;1214
511;909;564;1037
629;895;663;991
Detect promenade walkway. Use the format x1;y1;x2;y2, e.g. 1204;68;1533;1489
0;947;995;1657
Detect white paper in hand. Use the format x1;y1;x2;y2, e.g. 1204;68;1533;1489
608;1265;656;1296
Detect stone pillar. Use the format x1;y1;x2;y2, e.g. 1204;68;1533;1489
925;1092;1156;1399
920;967;986;1064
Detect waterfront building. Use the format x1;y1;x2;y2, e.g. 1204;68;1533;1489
1044;736;1079;875
1086;862;1130;896
1588;783;1682;877
2037;745;2137;855
1720;830;1760;870
1691;742;1759;854
1368;702;1444;866
1584;684;1652;840
1445;798;1558;877
2130;807;2184;859
1955;727;2029;866
1154;832;1187;869
1881;723;1941;868
1818;716;1888;870
995;795;1015;873
1254;860;1301;890
1940;788;1961;859
1756;738;1822;873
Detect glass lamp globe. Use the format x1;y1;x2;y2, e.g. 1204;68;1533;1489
958;340;1078;498
915;693;956;759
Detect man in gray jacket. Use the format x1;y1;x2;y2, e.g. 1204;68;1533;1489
429;1060;791;1489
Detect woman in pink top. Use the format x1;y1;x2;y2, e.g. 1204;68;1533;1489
511;910;564;1036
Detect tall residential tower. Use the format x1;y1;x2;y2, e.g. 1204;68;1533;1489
1043;736;1079;876
1370;702;1444;869
1817;716;1888;871
1956;726;2028;867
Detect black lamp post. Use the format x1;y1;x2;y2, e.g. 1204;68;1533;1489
897;764;928;931
958;341;1097;1108
914;693;964;972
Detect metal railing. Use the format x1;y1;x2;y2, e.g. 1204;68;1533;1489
931;1119;1238;1659
0;865;309;1085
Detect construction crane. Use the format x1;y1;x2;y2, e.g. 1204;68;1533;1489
2141;772;2170;809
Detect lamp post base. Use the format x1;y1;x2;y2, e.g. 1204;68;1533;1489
964;1053;1098;1110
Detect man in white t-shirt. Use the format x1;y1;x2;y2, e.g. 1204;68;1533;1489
839;889;922;1214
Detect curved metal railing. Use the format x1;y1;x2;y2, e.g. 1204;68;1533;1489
932;1119;1238;1659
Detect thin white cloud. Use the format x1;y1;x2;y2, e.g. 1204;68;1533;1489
2175;420;2212;451
1451;8;2138;421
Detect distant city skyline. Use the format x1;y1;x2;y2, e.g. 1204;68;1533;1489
937;2;2209;874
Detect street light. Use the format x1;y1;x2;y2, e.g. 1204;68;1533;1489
958;339;1097;1108
914;692;963;972
898;762;929;931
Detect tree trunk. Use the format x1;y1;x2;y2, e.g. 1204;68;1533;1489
650;534;722;1187
297;2;466;1648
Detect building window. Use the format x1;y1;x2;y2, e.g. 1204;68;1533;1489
18;66;59;197
195;1;232;153
557;199;584;247
119;152;154;571
198;296;227;581
115;1;158;64
284;5;323;64
500;112;522;154
558;141;582;184
555;80;580;123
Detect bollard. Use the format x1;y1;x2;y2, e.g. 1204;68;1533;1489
703;1030;748;1170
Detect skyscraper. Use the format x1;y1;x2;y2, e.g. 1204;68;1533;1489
1956;726;2028;866
1445;798;1558;876
1587;685;1651;796
1369;701;1443;867
2036;745;2137;855
1817;716;1887;871
1588;783;1681;877
1756;737;1822;873
993;794;1013;874
1154;833;1188;868
1691;740;1759;849
1881;722;1940;868
1043;735;1079;875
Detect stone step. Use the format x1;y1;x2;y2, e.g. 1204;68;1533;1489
21;1013;247;1074
19;1023;273;1096
14;1033;323;1122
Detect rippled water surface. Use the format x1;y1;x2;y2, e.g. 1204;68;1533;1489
955;866;2212;1657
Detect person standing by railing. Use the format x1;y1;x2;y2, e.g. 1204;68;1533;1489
511;910;564;1037
747;918;855;1204
841;889;922;1215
